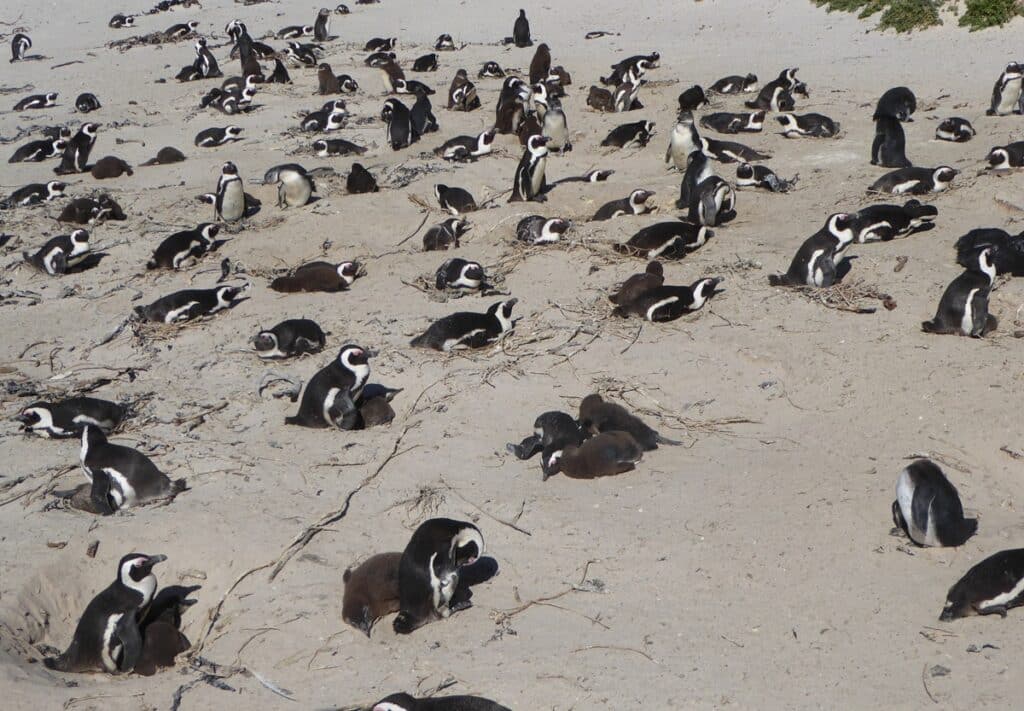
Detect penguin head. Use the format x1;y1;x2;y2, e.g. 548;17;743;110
642;120;656;135
51;138;68;152
69;229;90;247
1005;62;1024;78
14;404;48;429
81;423;108;450
380;99;398;121
324;98;347;113
313;138;328;156
744;73;758;87
373;693;418;711
736;162;754;180
479;128;497;147
118;553;167;601
939;594;970;622
489;298;518;332
459;261;484;287
587;169;614;182
338;344;370;370
527;134;549;155
630;189;655;206
541;218;571;241
81;122;99;138
827;213;856;244
253;329;279;354
336;4;350;14
933;166;958;187
443;217;471;238
318;7;330;17
46;181;66;198
435;33;454;50
225;19;244;37
690;277;723;307
449;523;484;566
775;113;797;131
340;77;358;92
215;284;247;309
221;161;239;177
337;261;360;285
646;261;664;277
987;148;1009;168
200;223;221;241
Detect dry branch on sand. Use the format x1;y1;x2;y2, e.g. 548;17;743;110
790;277;896;314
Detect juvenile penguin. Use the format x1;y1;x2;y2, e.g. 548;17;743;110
268;58;292;84
776;113;839;138
513;9;532;47
214;161;245;221
313;7;332;41
76;93;101;113
592;189;656;220
347;163;379;194
15;397;125;438
264;163;315;208
253;319;327;358
133;587;196;677
613;221;712;260
1;179;66;208
601;120;655;148
921;246;997;337
545;431;644;480
509;134;548;202
941;549;1024;620
435;184;477;215
14;92;57;110
987;62;1024;116
578;393;678;450
55;122;98;175
393;518;484;634
343;552;402;636
612;277;722;322
609;261;664;306
382;98;414;150
528;43;552;86
935;117;975;143
373;693;510;711
436;258;485;290
90;156;133;179
270;261;359;293
869;166;957;195
285;344;371;428
768;213;856;287
892;459;977;548
24;229;91;275
10;32;31;62
195;126;242;147
134;284;248;323
410;299;517;351
665;112;701;170
77;426;186;513
494;76;530;133
423;217;470;251
516;215;571;244
43;554;168;673
147;223;221;269
701;111;765;135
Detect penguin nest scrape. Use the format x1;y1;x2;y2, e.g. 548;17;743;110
814;0;1024;31
791;277;897;314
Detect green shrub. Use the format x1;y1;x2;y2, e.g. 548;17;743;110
814;0;1023;30
878;0;942;31
959;0;1023;30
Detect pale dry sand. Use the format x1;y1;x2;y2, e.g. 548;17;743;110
2;1;1024;709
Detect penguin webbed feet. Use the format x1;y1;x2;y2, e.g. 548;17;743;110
392;611;419;635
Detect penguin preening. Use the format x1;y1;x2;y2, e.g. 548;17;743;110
935;117;975;142
410;299;517;351
24;229;91;275
15;397;125;438
892;459;977;548
941;549;1024;620
507;410;584;465
393;518;484;634
921;246;997;337
342;552;402;636
285;344;371;429
43;553;168;673
436;258;485;290
263;163;316;208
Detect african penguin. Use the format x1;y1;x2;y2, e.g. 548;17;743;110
436;258;485;290
285;345;371;428
768;213;856;287
264;163;315;208
55;122;98;175
941;549;1024;620
134;284;249;323
10;32;31;62
147;223;221;269
612;278;722;322
313;138;367;157
986;141;1024;170
935;117;975;142
270;261;359;293
545;431;644;480
24;229;91;275
412;53;438;72
253;319;327;359
592;189;656;221
892;459;977;548
423;218;471;251
77;426;186;513
14;92;57;110
578;393;678;450
853;199;937;242
194;126;243;147
8;136;66;163
601;120;655;148
871;116;910;168
874;87;916;122
347;163;379;194
686;177;736;227
921;246;997;337
313;7;332;42
91;156;133;180
513;8;532;47
1;180;66;208
987;62;1024;116
76;93;101;113
435;184;477;215
382;98;415;150
434;33;455;51
709;73;758;94
509;134;548;202
516;216;570;244
410;299;517;351
700;111;765;135
613;221;712;260
677;84;708;112
776;113;839;138
15;397;125;438
735;163;792;193
955;228;1024;275
478;61;505;78
609;261;664;307
372;693;510;711
434;128;496;161
869;166;957;195
214;161;245;221
343;552;402;636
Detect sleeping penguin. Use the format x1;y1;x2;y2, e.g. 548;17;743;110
16;397;125;438
409;299;517;351
892;459;977;548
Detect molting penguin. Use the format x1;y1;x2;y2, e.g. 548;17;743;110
90;156;133;179
768;213;856;287
592;189;656;220
435;184;477;215
892;459;977;548
987;62;1024;116
509;134;548;202
147;223;221;269
578;393;678;450
135;284;248;323
869;166;957;195
393;518;484;634
43;554;168;673
24;229;91;275
15;397;124;438
516;215;571;244
921;246;997;337
372;693;510;711
613;221;712;260
10;32;31;62
609;261;664;307
776;113;839;138
76;426;186;513
512;8;532;47
410;299;517;351
935;117;975;142
423;217;470;251
254;319;327;359
285;344;371;429
343;552;402;636
214;161;244;221
436;258;485;290
941;549;1024;620
611;277;721;322
270;261;359;293
264;163;315;208
545;431;644;480
1;179;66;208
601;120;655;148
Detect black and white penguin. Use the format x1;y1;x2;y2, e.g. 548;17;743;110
613;221;712;259
393;518;484;634
921;246;997;337
302;100;348;132
768;213;856;287
410;90;439;137
372;693;510;711
436;258;485;290
665;112;702;170
147;223;221;269
955;228;1024;275
395;78;436;96
76;93;101;113
516;215;571;244
435;184;476;215
700;111;766;135
24;229;91;275
285;345;371;428
609;261;664;307
214;161;245;222
382;98;414;150
545;431;644;480
578;393;678;450
703;134;770;164
270;261;359;293
434;128;496;161
314;7;332;41
677;85;708;112
507;410;584;471
600;53;659;86
853;199;937;242
1;180;66;208
363;37;395;51
494;76;530;133
892;459;977;548
283;43;319;67
478;61;505;79
735;163;792;193
313;138;367;157
268;58;292;84
55;122;98;175
194;38;222;78
165;21;199;40
109;14;134;29
871;115;910;168
592;189;656;221
15;397;124;438
612;81;641;112
76;426;186;512
254;319;327;359
343;552;402;636
412;53;438;72
612;277;721;322
986;141;1024;170
745;85;794;112
513;8;532;47
43;554;168;673
367;50;397;67
347;163;379;194
10;32;31;62
8;136;66;163
775;112;839;138
875;87;916;122
59;194;126;224
14;92;57;111
195;126;242;147
935;117;975;142
264;164;315;208
941;549;1024;620
869;166;958;195
423;217;470;251
278;24;313;40
987;62;1024;116
509;134;548;202
688;177;736;227
410;299;517;351
675;150;715;208
601;120;655;148
434;33;455;51
536;95;571;153
135;284;248;323
91;156;133;180
709;73;758;94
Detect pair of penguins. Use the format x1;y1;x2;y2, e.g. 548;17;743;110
507;394;678;479
608;260;721;322
893;460;1024;623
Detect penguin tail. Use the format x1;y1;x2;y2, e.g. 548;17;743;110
944;518;979;547
171;478;188;494
767;274;789;287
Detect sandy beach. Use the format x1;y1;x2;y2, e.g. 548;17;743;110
3;1;1024;708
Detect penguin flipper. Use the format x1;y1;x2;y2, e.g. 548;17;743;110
392;611;420;635
114;614;142;673
89;470;118;515
507;434;542;460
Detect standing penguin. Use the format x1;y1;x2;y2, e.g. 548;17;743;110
313;7;332;41
665;112;701;170
263;163;315;208
512;9;531;47
10;33;31;62
43;554;168;673
393;518;484;634
382;98;414;150
892;459;977;547
987;62;1024;116
921;246;997;337
871;116;910;168
285;345;371;428
509;134;548;202
55;122;99;175
214;161;244;222
528;43;551;86
768;213;856;287
536;95;571;153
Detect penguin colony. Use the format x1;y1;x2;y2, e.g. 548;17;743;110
4;2;1024;707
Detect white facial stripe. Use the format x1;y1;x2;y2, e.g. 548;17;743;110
373;704;408;711
451;527;484;560
25;407;56;434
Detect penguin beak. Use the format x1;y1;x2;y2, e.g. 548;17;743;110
13;413;32;424
147;554;168;564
